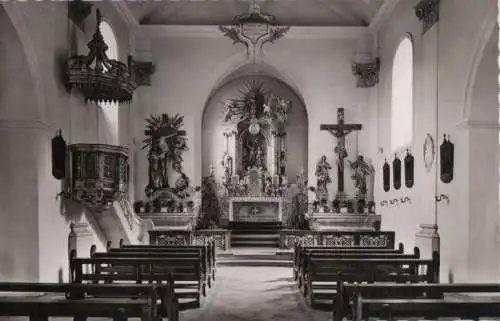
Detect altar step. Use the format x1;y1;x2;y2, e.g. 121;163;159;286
228;221;282;248
216;248;292;267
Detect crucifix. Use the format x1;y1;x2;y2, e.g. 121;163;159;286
320;107;362;199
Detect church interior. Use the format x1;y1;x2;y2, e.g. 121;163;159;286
1;0;500;320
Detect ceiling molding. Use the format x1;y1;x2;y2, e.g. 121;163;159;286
368;0;401;32
109;0;139;30
136;25;369;40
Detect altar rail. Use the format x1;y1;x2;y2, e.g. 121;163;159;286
279;230;395;250
148;229;231;251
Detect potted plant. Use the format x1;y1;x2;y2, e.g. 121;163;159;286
347;200;354;213
133;200;144;213
332;199;340;213
312;200;319;212
357;199;365;214
153;199;162;212
166;199;175;212
144;201;152;213
186;200;194;212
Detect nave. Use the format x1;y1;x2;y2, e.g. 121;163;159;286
181;266;330;321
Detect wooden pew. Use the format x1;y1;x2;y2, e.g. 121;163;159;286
0;282;174;321
298;246;419;288
70;252;203;310
336;282;500;321
294;243;405;284
304;254;439;308
360;299;500;321
96;247;212;288
293;242;404;281
119;242;216;282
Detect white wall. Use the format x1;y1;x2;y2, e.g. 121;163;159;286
0;1;134;282
135;33;370;201
370;0;499;282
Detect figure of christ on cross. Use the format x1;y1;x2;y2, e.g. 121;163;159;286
320;107;362;201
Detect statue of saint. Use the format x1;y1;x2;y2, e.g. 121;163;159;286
296;169;307;193
315;155;332;193
255;146;264;168
148;139;166;191
221;152;233;178
348;155;374;199
208;163;215;178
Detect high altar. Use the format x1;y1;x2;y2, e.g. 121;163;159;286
220;81;291;222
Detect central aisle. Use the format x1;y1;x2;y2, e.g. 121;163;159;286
181;266;331;321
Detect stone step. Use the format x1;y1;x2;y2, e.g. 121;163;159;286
217;254;291;261
216;259;292;267
231;240;279;247
228;226;282;231
231;234;279;240
230;229;280;234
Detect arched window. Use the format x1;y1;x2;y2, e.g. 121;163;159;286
391;36;414;151
98;21;119;146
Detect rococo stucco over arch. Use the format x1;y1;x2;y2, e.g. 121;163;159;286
200;51;311;117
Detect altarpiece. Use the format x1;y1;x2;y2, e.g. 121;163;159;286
220;81;291;222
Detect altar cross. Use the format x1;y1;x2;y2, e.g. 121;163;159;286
320;107;362;196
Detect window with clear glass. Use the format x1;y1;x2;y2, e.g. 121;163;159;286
98;21;119;145
391;36;414;151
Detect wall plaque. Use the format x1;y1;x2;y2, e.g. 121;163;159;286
392;154;402;190
404;149;415;188
440;134;454;183
383;159;390;192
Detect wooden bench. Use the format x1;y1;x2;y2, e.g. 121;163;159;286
293;242;404;282
359;298;500;321
0;282;174;321
117;243;216;282
337;282;500;321
298;246;419;289
96;246;212;289
70;252;203;310
304;254;439;308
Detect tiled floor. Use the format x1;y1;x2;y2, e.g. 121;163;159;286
181;266;331;321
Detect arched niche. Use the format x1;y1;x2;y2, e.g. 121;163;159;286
202;74;308;184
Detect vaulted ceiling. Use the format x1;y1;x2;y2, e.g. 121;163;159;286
125;0;387;27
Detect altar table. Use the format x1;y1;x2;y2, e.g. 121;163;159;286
227;197;285;222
